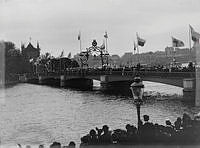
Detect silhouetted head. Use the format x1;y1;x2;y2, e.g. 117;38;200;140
81;135;90;144
143;115;149;122
50;142;61;148
166;120;172;126
89;129;96;136
68;141;75;147
177;117;182;122
39;145;44;148
102;125;109;133
125;124;131;130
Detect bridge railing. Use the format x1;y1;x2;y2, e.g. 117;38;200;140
63;69;195;77
32;69;195;79
120;71;195;78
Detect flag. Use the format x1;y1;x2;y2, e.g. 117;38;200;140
172;37;184;47
104;31;108;38
60;50;64;57
78;32;81;40
189;25;200;42
100;41;105;49
67;52;71;59
134;41;137;51
137;33;146;47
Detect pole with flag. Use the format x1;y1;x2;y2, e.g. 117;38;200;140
171;36;185;64
136;33;146;64
189;25;192;51
133;41;137;55
189;25;200;46
104;31;108;52
171;36;184;48
78;31;82;52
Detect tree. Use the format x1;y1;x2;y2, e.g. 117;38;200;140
4;41;16;57
4;41;33;74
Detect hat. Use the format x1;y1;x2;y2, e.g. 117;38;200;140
143;115;149;121
166;120;172;125
102;125;109;130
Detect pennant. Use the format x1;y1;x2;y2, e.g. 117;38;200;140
78;32;81;40
189;25;200;42
100;42;105;50
172;37;184;47
134;41;137;51
104;31;108;38
60;50;64;57
137;33;146;47
67;52;71;59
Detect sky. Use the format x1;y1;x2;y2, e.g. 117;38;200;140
0;0;200;57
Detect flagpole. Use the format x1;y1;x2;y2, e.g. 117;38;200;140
136;33;140;64
105;37;108;53
79;31;82;52
137;43;140;64
134;47;136;55
189;25;192;51
171;37;176;67
104;31;108;52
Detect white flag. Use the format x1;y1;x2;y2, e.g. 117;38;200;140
189;25;200;42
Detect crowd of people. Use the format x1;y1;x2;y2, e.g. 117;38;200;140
80;113;200;146
16;113;200;148
64;62;195;76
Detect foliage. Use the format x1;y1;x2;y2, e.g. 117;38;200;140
4;41;32;75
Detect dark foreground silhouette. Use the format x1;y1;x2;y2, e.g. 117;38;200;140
27;113;200;148
80;113;200;146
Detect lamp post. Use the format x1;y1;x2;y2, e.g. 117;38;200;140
130;76;144;128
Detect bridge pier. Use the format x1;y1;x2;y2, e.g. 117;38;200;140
100;75;133;95
38;76;43;84
196;71;200;106
38;76;60;86
183;78;195;103
60;75;65;87
18;74;27;83
195;42;200;106
64;78;93;89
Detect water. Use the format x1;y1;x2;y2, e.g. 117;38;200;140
0;81;199;147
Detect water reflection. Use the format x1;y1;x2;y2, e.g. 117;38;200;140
0;82;199;146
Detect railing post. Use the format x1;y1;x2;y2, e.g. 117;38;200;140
60;75;65;87
183;78;195;102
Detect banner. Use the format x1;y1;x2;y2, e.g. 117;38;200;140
104;31;108;38
137;33;146;47
190;25;200;42
172;37;184;47
78;32;81;40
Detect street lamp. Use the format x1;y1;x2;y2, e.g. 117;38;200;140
130;76;144;128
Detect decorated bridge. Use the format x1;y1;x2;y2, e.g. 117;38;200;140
22;68;199;105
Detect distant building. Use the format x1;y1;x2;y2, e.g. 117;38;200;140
165;47;174;56
21;42;40;61
121;52;133;66
165;46;191;57
174;48;190;56
110;54;120;68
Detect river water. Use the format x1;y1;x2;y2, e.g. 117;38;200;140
0;81;199;147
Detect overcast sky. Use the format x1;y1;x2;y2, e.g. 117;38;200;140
0;0;200;57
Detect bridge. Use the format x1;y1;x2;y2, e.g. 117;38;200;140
22;69;198;105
